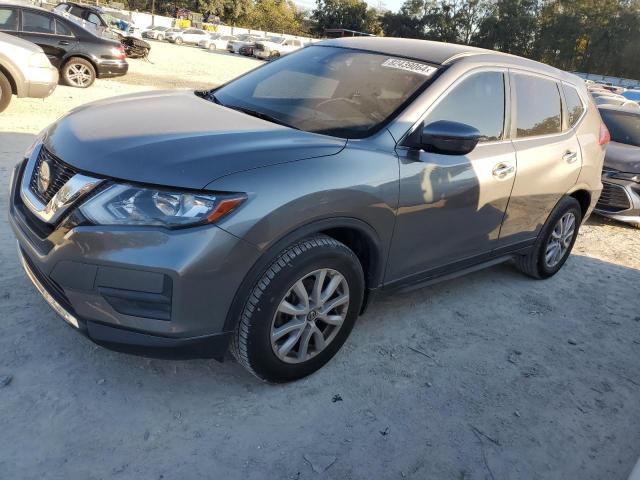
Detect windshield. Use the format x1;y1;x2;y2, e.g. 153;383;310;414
213;46;436;138
600;109;640;147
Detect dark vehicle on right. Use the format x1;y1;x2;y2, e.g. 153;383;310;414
595;105;640;227
0;2;128;87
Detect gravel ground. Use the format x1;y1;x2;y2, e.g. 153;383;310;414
1;41;639;480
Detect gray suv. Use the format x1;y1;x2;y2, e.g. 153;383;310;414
9;38;606;382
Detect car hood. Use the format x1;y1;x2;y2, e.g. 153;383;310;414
43;90;346;190
604;141;640;173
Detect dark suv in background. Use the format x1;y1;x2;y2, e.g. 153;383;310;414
10;38;606;382
0;2;127;87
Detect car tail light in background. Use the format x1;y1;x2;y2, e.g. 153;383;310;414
110;46;126;60
599;122;611;145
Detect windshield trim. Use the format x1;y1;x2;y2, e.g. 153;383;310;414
206;45;443;140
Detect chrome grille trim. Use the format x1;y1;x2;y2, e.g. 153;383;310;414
20;143;103;224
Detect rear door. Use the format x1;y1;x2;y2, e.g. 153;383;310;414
386;69;517;282
497;71;582;247
19;9;69;67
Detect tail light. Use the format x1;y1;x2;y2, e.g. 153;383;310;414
599;122;610;146
110;45;126;60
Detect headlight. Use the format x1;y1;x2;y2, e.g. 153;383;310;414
29;52;51;68
79;184;246;228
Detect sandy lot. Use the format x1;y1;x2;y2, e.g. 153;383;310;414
1;41;639;480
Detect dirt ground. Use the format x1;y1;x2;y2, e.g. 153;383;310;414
1;41;639;480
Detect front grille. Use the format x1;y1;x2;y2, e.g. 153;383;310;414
29;147;77;204
596;181;631;212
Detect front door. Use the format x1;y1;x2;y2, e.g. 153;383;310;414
497;71;582;247
386;69;517;283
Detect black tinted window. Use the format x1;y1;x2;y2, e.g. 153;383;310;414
515;75;561;137
55;19;72;36
0;7;17;31
425;72;505;142
563;85;584;127
22;10;55;34
600;110;640;147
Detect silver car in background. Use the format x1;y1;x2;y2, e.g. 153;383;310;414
0;31;58;112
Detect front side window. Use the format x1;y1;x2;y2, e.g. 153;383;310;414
425;71;505;142
0;7;18;31
214;46;435;138
563;84;585;127
514;74;562;138
22;10;55;34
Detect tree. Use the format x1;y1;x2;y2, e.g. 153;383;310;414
312;0;382;35
474;0;539;57
249;0;301;33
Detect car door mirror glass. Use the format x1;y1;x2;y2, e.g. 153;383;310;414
419;120;481;155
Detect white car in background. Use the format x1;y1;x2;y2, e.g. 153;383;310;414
227;34;263;53
254;36;304;59
168;28;209;45
142;25;170;40
198;33;237;50
163;28;185;42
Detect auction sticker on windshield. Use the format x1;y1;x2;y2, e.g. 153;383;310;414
381;58;437;77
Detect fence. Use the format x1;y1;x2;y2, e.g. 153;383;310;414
126;11;316;43
573;72;640;89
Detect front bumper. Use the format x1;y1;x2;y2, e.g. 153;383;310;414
96;60;128;79
9;157;261;358
594;176;640;227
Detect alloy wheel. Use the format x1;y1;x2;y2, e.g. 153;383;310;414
270;268;349;364
66;64;92;87
544;212;576;268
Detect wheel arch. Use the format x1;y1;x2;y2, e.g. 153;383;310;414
568;188;592;220
222;217;386;332
0;63;20;96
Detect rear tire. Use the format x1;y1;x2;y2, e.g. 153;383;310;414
231;235;365;383
515;196;582;279
157;34;164;41
208;43;216;50
0;71;11;113
62;57;95;88
175;37;183;45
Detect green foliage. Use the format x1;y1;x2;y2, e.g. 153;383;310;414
248;0;301;33
311;0;382;35
379;0;640;78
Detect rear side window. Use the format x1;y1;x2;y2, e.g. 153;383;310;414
22;10;55;34
514;74;562;137
425;71;505;142
563;85;585;127
55;19;72;36
0;7;17;31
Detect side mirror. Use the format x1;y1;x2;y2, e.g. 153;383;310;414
418;120;481;156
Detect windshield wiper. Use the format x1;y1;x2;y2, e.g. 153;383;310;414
227;105;298;130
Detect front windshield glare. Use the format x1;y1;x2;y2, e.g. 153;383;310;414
214;46;435;138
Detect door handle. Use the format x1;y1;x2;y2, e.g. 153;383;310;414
563;151;578;163
58;40;69;45
492;162;515;179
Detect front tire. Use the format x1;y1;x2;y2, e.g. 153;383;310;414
515;196;582;279
175;37;183;45
208;43;216;50
62;57;95;88
231;235;365;383
0;71;11;113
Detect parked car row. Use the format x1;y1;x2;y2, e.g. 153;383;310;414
142;26;305;60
